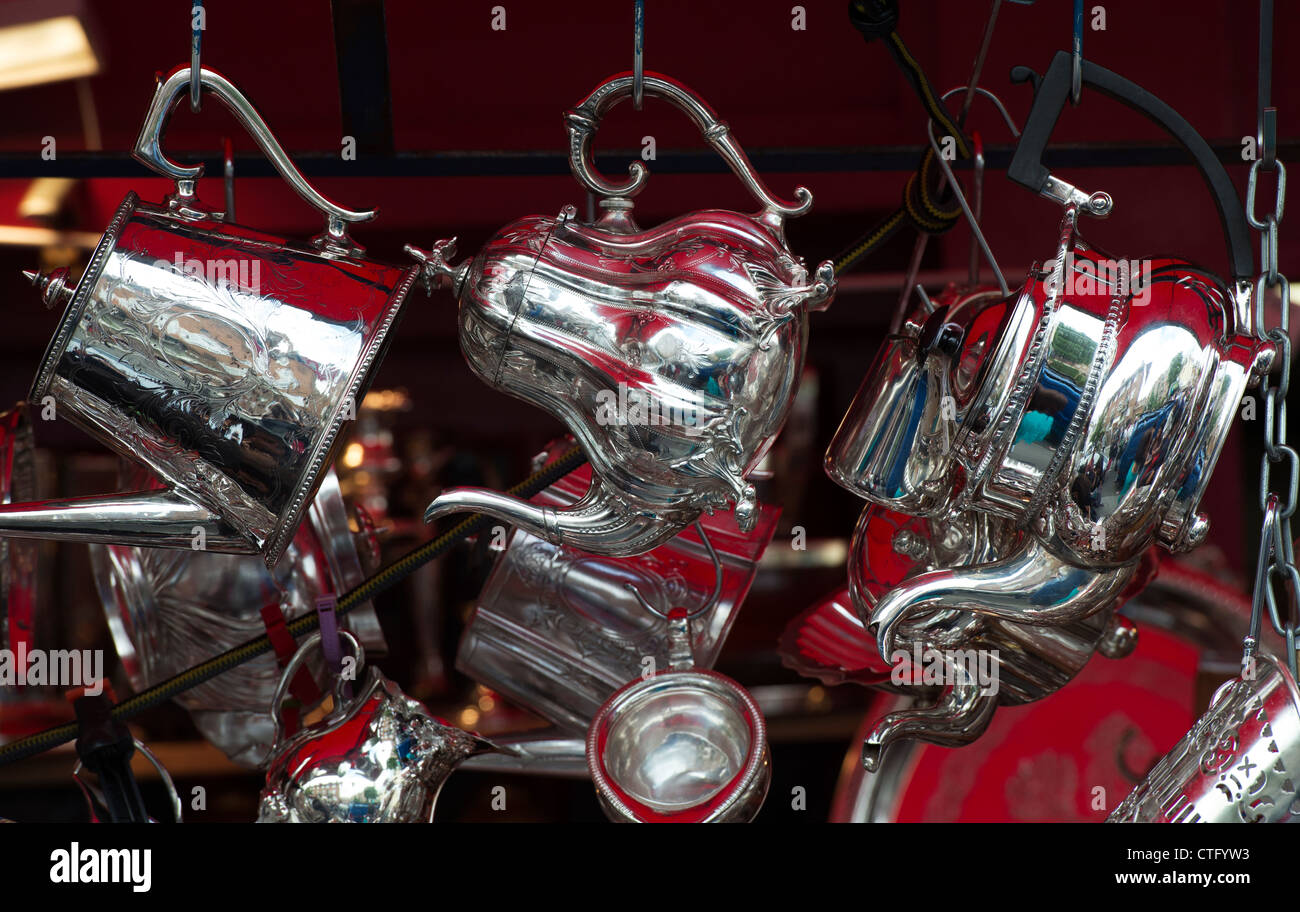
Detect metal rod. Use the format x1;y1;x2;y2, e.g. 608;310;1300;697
2;142;1293;179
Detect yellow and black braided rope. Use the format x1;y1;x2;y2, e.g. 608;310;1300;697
0;447;588;767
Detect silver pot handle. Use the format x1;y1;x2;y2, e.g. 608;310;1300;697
132;65;378;255
269;629;365;748
564;71;812;224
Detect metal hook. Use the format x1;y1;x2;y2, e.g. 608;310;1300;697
923;86;1021;298
632;0;645;111
623;520;723;621
190;1;203;113
1071;0;1083;106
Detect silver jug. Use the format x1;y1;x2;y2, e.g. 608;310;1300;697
411;73;833;556
89;463;386;768
458;444;778;732
13;65;418;567
258;632;498;823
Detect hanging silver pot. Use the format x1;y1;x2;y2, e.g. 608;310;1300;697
13;65;417;567
411;72;834;557
258;632;499;823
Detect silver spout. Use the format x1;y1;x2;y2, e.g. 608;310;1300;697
868;538;1137;661
0;488;255;552
424;477;683;558
405;237;470;297
862;680;998;772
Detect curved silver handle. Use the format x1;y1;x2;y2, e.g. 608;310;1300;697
564;71;812;224
132;65;377;255
269;629;364;748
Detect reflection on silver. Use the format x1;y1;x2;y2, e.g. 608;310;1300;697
586;610;770;822
1110;653;1300;823
90;466;386;768
457;454;777;732
12;66;417;567
258;633;498;823
825;206;1274;764
415;72;833;556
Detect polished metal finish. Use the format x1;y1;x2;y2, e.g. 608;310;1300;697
90;466;385;768
824;204;1274;765
457;454;777;732
460;732;589;778
258;633;497;823
586;611;770;822
416;72;833;556
1110;653;1300;823
135;66;377;255
829;222;1274;562
12;65;417;567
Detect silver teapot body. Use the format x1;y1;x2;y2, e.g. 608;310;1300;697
418;72;833;556
828;220;1273;566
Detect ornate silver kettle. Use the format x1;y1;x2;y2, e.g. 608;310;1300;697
411;73;834;556
12;65;417;567
822;54;1273;765
258;632;499;823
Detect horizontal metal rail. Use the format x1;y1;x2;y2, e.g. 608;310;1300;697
0;141;1293;179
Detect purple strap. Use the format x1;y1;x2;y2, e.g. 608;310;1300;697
316;596;352;701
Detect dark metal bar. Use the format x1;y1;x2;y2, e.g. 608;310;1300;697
329;0;396;156
2;142;1296;179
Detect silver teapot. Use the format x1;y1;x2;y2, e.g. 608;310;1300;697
823;53;1274;767
258;632;498;823
12;65;418;567
411;73;834;556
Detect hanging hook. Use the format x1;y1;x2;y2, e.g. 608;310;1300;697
624;520;723;621
1071;0;1083;105
927;86;1022;297
632;0;645;111
190;1;203;113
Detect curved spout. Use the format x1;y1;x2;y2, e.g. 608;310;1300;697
868;538;1137;660
862;679;998;772
0;489;253;552
424;477;684;558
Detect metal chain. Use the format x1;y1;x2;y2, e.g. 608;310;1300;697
1245;3;1295;675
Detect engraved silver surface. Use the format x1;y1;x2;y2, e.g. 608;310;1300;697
457;454;777;732
11;65;417;567
1110;653;1300;823
417;72;833;556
